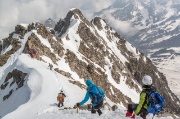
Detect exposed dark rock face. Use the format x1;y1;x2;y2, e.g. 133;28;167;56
27;23;36;31
23;33;57;64
1;69;27;101
54;9;92;37
54;68;72;78
23;22;65;64
0;38;21;66
15;25;26;37
69;80;86;90
36;23;65;57
112;105;118;111
3;90;13;101
2;69;27;89
91;17;103;30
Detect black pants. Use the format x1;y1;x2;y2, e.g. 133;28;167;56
58;101;64;107
91;102;103;116
128;104;148;119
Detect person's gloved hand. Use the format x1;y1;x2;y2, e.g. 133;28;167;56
76;103;80;107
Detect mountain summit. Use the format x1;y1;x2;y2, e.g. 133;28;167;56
0;8;179;118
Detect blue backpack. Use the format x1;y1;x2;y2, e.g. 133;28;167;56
88;85;105;104
145;91;165;115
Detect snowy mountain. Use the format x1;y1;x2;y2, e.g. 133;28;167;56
0;8;179;119
96;0;180;54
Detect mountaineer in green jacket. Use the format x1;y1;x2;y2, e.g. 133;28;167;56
126;75;154;119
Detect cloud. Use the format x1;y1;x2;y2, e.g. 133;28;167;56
0;0;112;40
103;11;138;36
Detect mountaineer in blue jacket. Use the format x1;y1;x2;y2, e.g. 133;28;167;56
76;79;105;116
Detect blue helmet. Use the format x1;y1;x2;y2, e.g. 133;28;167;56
85;79;93;86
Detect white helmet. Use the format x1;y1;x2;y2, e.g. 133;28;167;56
142;75;152;85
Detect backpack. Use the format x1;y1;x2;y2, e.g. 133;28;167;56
145;91;165;115
57;93;65;102
88;85;104;104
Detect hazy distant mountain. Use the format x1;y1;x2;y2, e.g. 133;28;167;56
44;18;56;28
96;0;180;54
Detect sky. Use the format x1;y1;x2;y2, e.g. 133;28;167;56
0;0;113;41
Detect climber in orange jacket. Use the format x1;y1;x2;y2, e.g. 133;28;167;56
57;90;66;107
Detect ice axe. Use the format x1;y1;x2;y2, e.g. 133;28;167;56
75;103;80;113
76;106;79;113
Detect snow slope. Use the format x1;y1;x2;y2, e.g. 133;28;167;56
1;54;85;119
0;55;174;119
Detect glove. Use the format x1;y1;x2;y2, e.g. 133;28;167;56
76;103;80;107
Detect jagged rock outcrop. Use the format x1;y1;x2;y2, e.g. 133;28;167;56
23;23;64;64
54;9;92;37
0;69;27;101
54;68;72;78
15;25;26;37
0;37;21;66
